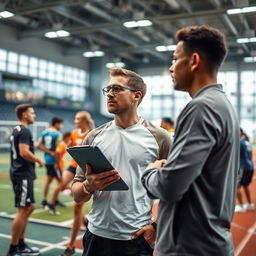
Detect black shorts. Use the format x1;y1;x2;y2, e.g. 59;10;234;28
82;229;153;256
67;165;76;175
239;169;254;187
11;178;35;207
46;164;62;178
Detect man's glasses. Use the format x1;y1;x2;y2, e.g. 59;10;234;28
102;84;138;96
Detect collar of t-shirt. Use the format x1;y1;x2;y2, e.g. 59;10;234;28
111;117;144;130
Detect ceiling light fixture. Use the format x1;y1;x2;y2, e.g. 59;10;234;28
244;56;256;63
123;19;152;28
106;62;125;68
44;30;70;38
0;11;14;18
227;6;256;15
56;30;70;37
83;51;105;58
237;37;256;43
155;45;177;52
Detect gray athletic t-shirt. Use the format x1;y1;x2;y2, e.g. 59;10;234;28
73;118;171;240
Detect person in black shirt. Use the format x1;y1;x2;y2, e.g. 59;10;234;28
7;104;44;256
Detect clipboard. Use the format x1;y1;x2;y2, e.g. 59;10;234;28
67;145;129;191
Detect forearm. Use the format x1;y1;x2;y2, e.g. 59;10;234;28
21;149;40;164
142;148;210;202
72;181;92;203
37;144;53;154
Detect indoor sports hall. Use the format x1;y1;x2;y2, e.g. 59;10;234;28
0;1;256;256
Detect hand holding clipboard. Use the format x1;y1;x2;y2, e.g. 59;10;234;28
67;145;129;191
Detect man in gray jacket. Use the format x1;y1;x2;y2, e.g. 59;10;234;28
142;25;240;256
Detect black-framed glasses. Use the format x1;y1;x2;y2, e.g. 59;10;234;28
102;84;138;96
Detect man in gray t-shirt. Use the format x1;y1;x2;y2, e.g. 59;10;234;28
142;26;239;256
72;68;171;256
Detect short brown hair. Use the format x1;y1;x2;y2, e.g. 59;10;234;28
63;131;71;139
15;104;33;120
175;25;228;72
110;68;147;104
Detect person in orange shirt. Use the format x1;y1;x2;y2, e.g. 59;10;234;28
56;131;72;174
48;132;72;215
49;111;94;256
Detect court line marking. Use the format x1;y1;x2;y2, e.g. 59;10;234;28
0;233;52;246
234;221;256;256
0;213;86;230
7;200;75;219
0;233;83;253
39;234;84;253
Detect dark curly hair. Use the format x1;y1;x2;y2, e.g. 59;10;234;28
175;25;228;72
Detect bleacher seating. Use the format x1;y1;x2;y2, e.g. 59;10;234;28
0;102;111;132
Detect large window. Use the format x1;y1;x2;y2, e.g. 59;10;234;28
0;48;88;101
139;69;256;141
240;71;256;138
139;74;190;120
217;71;237;108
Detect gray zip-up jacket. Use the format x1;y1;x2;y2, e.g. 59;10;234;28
142;84;240;256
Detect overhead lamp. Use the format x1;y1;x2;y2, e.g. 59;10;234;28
106;62;125;68
56;30;70;37
123;19;152;28
45;32;57;38
237;37;256;43
227;6;256;15
83;51;105;58
94;51;105;57
137;20;152;27
244;56;256;63
155;45;177;52
44;30;70;38
0;11;14;18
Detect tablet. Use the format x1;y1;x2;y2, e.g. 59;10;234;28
67;145;129;191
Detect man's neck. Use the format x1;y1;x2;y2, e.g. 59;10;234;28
80;127;89;133
114;111;140;129
189;74;217;97
19;121;28;128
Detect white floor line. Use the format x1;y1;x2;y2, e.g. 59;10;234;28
60;219;74;226
235;221;256;256
1;210;77;228
0;233;83;253
37;234;84;253
231;222;247;231
0;233;52;246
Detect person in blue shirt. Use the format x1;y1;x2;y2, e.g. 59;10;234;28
37;116;64;211
235;128;254;212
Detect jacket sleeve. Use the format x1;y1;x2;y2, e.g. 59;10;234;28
142;102;218;202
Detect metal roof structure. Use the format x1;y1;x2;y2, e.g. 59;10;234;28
1;0;256;65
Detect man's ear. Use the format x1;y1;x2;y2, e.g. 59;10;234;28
133;91;142;104
22;112;27;119
190;52;200;72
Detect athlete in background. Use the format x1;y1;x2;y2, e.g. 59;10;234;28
7;104;44;256
49;111;95;256
48;131;71;215
37;117;64;209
